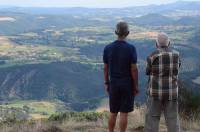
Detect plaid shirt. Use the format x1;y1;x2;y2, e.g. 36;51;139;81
146;48;181;100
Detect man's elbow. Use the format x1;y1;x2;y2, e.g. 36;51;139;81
131;64;138;78
131;68;138;74
104;64;108;72
131;64;138;71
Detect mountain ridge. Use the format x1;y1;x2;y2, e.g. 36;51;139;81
0;1;200;15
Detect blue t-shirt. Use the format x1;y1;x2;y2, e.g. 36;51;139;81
103;40;137;85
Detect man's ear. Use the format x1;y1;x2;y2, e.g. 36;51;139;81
168;41;171;47
155;42;158;48
115;30;118;35
123;31;129;38
126;31;129;36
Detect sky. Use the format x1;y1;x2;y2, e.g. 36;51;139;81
0;0;199;8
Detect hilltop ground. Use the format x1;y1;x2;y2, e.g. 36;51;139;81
0;104;200;132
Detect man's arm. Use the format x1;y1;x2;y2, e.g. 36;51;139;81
179;57;181;68
103;46;109;94
104;64;109;94
146;57;151;75
131;64;139;96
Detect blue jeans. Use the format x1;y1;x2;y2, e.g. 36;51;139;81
144;96;180;132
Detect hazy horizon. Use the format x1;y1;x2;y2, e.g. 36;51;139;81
0;0;199;8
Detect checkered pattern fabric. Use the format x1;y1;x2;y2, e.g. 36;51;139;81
146;48;181;100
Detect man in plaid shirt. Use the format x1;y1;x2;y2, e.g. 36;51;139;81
144;33;181;132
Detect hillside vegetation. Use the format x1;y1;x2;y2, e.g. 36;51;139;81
0;62;103;111
0;108;200;132
0;1;200;117
0;82;200;132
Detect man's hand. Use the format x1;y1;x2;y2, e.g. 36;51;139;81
104;64;109;96
131;64;139;96
133;88;139;96
104;84;109;95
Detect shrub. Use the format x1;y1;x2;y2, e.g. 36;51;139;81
48;112;106;122
179;81;200;119
42;125;63;132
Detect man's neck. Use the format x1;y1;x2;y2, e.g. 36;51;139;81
117;37;126;41
157;46;169;49
157;47;170;52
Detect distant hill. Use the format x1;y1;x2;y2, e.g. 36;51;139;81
133;13;174;26
190;29;200;43
176;16;200;26
133;14;200;26
1;1;200;15
0;1;200;35
0;61;104;111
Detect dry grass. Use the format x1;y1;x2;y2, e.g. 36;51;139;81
30;114;49;120
0;107;200;132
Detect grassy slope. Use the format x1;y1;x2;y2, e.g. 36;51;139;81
0;107;200;132
0;100;67;119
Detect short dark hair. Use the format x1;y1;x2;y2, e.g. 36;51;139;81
115;21;129;37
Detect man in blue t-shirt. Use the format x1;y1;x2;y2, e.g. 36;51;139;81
103;21;139;132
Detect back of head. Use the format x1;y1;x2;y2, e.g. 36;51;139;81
156;32;170;48
115;21;129;38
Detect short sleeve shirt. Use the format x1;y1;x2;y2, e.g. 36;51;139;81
103;40;137;85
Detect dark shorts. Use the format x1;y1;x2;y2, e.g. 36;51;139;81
109;84;134;113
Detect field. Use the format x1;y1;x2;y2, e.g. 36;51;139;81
193;76;200;85
0;36;80;68
0;17;16;22
0;100;67;119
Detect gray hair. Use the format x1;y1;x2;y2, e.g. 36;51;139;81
156;32;170;47
115;21;129;37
